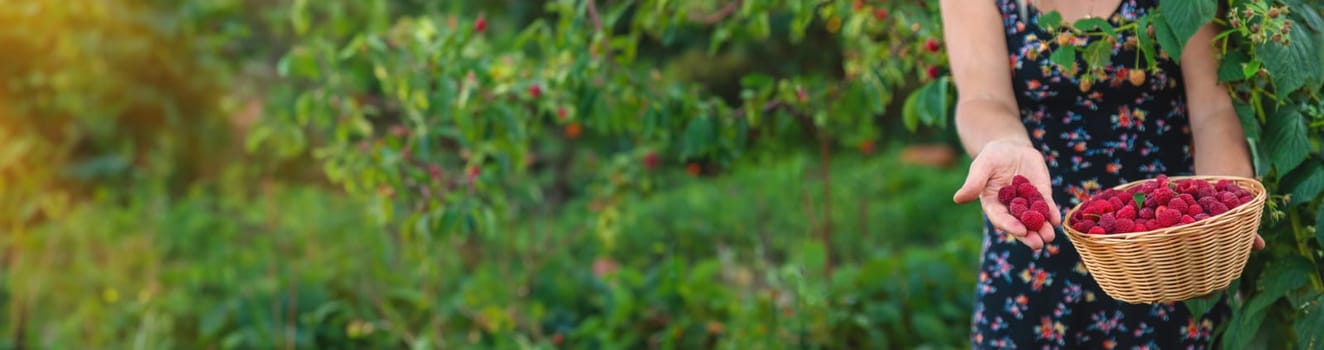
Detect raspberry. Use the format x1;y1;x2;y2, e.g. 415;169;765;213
1020;211;1046;231
1239;194;1253;205
1167;198;1188;213
1011;203;1029;218
1180;215;1195;224
998;186;1017;205
1109;197;1124;211
1236;189;1252;198
1187;204;1203;216
1134;223;1147;232
1012;197;1029;208
1220;192;1240;209
1031;200;1050;218
1089;226;1107;234
1152;188;1175;207
1074;219;1096;232
1179;194;1196;205
1156;174;1169;187
1209;202;1230;215
1115;218;1135;233
1139;207;1155;219
1194;213;1210;220
1017;183;1041;199
1098;213;1117;232
1012;175;1030;186
1116;206;1137;219
1197;187;1217;199
1216;179;1235;191
1198;197;1218;211
1156;207;1181;227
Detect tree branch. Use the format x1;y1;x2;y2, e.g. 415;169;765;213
689;1;743;25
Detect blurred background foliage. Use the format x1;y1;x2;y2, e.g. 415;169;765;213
11;0;1317;349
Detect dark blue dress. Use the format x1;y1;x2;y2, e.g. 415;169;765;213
970;0;1230;348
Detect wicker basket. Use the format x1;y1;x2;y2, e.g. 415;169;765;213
1062;176;1267;304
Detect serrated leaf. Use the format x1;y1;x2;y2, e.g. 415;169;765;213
1281;160;1324;207
1292;2;1324;31
1083;40;1113;68
1050;45;1077;73
1264;107;1309;173
1218;51;1249;82
1134;193;1146;208
1234;100;1261;141
1152;14;1184;62
1222;305;1268;350
1258;28;1322;99
1136;15;1158;68
1247;257;1312;316
1039;11;1063;30
1073;17;1116;36
1297;293;1324;350
1158;0;1217;55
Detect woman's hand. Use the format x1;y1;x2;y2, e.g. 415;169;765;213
953;138;1061;251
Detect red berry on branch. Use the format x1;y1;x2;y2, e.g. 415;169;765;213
475;16;488;33
686;163;702;177
859;139;876;155
874;9;889;21
925;38;941;53
926;65;941;79
529;84;542;98
644;152;659;170
564;122;583;139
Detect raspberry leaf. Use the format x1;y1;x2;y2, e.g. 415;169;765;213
1133;193;1145;208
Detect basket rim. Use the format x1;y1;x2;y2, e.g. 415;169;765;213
1061;175;1267;240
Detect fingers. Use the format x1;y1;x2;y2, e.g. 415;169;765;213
1037;222;1056;244
954;161;991;204
1253;234;1265;250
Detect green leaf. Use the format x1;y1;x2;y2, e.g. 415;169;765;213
902;78;951;131
1083;40;1113;68
1263;108;1310;173
1297;293;1324;350
902;88;921;132
1218;51;1249;82
1050;45;1078;73
918;77;951;129
1247;257;1313;316
1315;204;1324;247
681;115;715;158
1292;2;1324;31
1222;304;1268;350
1183;295;1221;325
1136;15;1158;68
1039;11;1063;30
1258;28;1322;99
1152;14;1184;62
1234;100;1261;141
1158;0;1217;56
1243;60;1263;80
1073;17;1116;36
1281;160;1324;208
1133;193;1145;208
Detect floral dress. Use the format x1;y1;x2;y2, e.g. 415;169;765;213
970;0;1230;348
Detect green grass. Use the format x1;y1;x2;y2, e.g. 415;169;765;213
9;147;986;349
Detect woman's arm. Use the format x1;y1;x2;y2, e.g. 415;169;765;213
941;0;1029;158
1180;22;1264;249
1180;23;1254;178
943;0;1060;250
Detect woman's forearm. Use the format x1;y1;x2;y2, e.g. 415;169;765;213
1190;108;1254;178
955;97;1032;157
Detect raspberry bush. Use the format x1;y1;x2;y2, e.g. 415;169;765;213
250;0;1322;348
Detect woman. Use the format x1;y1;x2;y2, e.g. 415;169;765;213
940;0;1264;348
